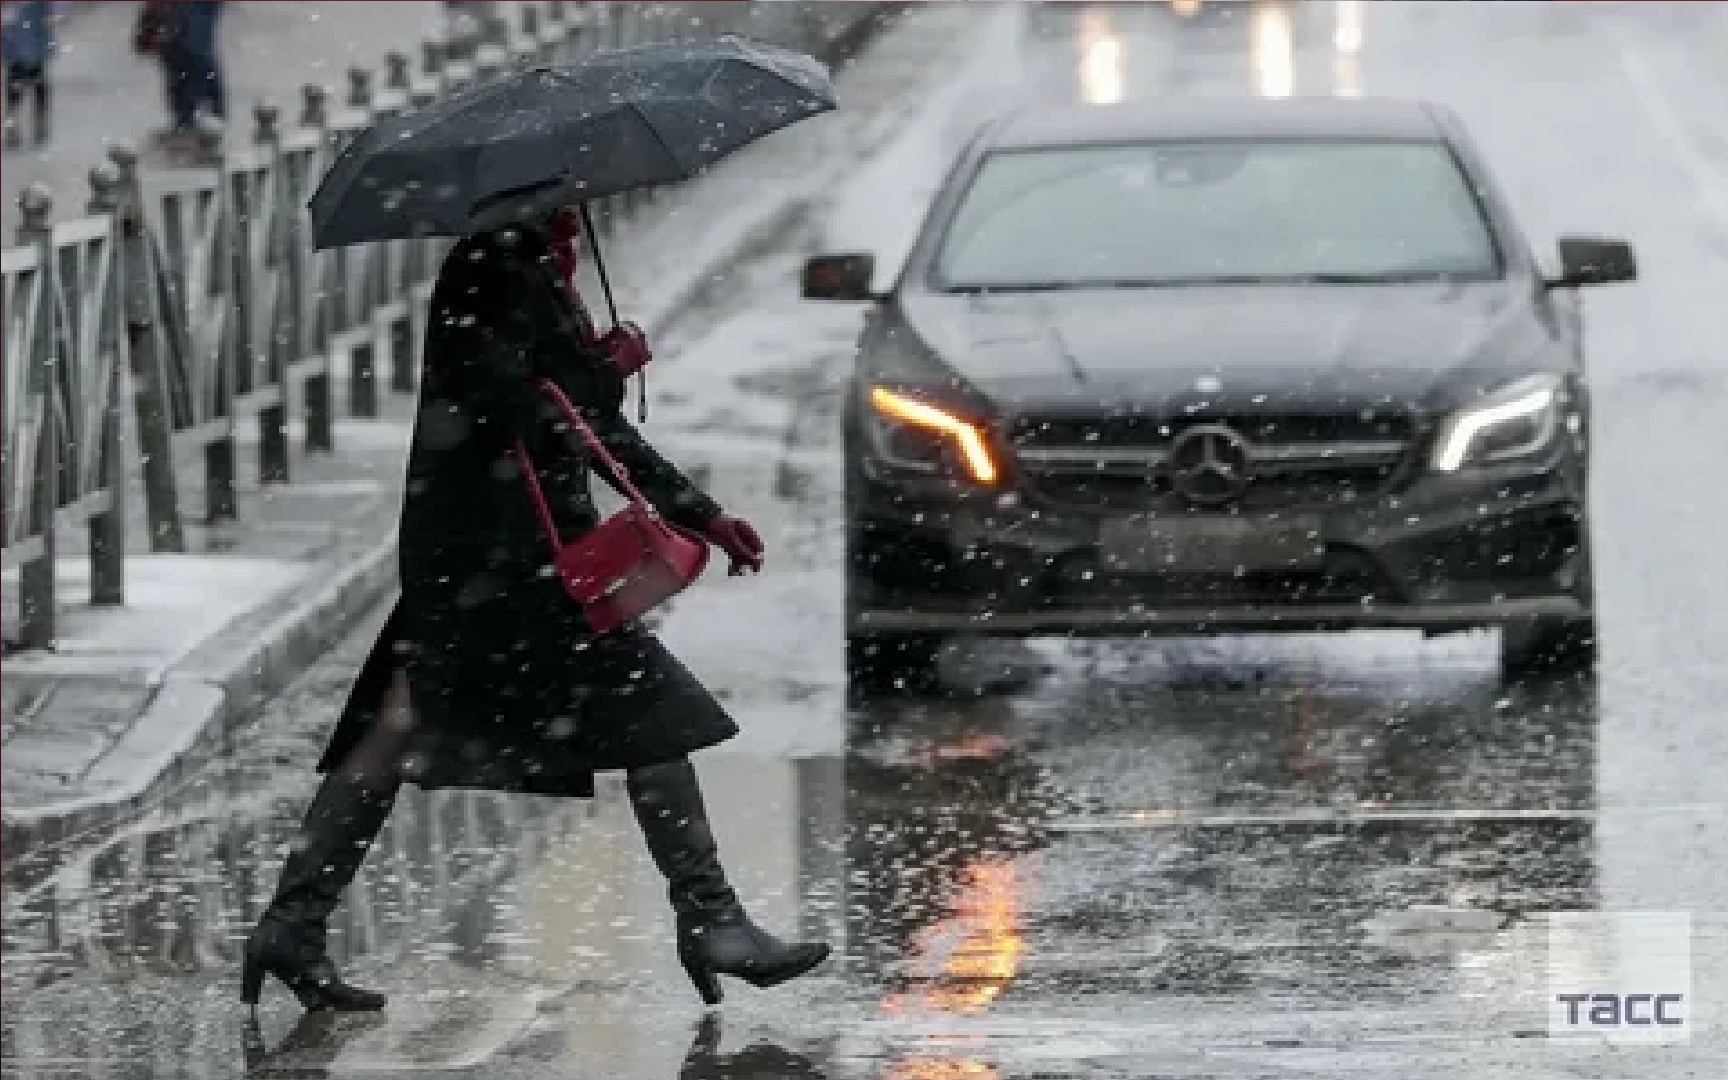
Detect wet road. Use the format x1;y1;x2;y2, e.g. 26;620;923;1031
6;3;1728;1077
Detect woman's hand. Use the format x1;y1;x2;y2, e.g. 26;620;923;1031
600;322;652;377
699;515;765;575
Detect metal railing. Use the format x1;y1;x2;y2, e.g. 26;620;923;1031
2;1;898;651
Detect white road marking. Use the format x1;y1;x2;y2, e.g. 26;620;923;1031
1048;807;1594;832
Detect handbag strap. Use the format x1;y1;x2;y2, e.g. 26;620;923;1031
532;378;652;507
510;377;657;555
511;439;567;550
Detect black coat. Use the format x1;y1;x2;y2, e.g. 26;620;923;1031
316;227;737;797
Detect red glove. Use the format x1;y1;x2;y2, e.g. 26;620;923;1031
701;515;765;575
600;321;652;377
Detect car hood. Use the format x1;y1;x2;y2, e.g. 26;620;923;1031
895;283;1560;416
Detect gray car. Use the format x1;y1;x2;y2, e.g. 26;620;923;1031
802;98;1636;695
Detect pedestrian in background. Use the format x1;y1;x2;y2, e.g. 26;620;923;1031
2;0;53;149
137;0;224;141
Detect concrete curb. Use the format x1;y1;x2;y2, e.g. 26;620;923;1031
1;531;401;863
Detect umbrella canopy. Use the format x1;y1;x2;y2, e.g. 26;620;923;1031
309;36;837;250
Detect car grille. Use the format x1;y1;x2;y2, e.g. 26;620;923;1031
1008;413;1414;512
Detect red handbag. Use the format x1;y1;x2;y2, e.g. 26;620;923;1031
512;378;710;634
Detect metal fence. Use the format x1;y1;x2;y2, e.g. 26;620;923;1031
2;1;897;651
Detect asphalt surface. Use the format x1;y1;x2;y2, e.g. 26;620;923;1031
5;3;1728;1078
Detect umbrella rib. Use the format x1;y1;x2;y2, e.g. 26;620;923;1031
626;100;687;179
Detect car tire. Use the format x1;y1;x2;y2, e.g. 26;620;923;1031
1499;617;1597;681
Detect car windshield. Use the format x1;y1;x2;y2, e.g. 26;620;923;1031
932;139;1503;290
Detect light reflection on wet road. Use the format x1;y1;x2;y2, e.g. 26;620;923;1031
7;3;1728;1077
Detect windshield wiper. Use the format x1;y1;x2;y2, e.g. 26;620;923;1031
1288;272;1476;284
942;272;1482;293
942;279;1197;293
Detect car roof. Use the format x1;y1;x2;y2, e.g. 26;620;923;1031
982;98;1450;150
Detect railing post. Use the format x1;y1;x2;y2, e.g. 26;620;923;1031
14;184;59;649
482;2;512;50
345;61;371;118
299;83;335;453
107;143;188;553
475;44;507;84
253;100;293;485
344;66;379;420
85;165;129;606
418;38;444;93
518;3;546;65
194;111;225;164
385;51;413;98
562;1;597;67
509;13;535;69
374;57;418;398
414;40;443;109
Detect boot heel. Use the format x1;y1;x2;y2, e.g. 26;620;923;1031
240;952;265;1007
680;948;724;1006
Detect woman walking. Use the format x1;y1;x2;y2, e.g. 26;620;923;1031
241;206;829;1012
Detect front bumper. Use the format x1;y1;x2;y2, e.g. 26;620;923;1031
854;596;1589;637
849;448;1590;638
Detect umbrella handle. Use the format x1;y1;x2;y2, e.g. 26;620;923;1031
578;202;622;331
577;200;645;421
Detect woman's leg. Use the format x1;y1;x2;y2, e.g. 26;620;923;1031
30;63;47;145
243;670;413;1012
626;757;830;1004
155;59;180;136
160;46;197;131
199;50;226;120
3;66;21;148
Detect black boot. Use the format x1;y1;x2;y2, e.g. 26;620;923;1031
628;760;831;1005
241;772;397;1012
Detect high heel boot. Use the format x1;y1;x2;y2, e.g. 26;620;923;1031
241;772;397;1012
627;759;831;1005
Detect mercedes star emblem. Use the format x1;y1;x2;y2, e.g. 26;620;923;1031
1168;424;1252;506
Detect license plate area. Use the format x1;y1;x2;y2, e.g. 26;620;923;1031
1099;514;1325;573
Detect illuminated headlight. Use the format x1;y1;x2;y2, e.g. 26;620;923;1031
868;387;1000;485
1430;374;1563;472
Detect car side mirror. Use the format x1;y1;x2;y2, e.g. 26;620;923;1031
1547;236;1637;289
802;253;878;302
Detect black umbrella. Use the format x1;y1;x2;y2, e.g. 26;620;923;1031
307;36;837;251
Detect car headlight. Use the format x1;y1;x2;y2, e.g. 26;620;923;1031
1430;374;1563;472
867;386;1000;485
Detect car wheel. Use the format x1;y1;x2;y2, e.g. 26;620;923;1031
1500;617;1597;681
846;631;945;699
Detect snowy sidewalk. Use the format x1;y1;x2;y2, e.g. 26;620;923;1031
0;2;991;877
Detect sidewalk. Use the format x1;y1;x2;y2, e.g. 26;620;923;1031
1;2;993;874
1;0;444;237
